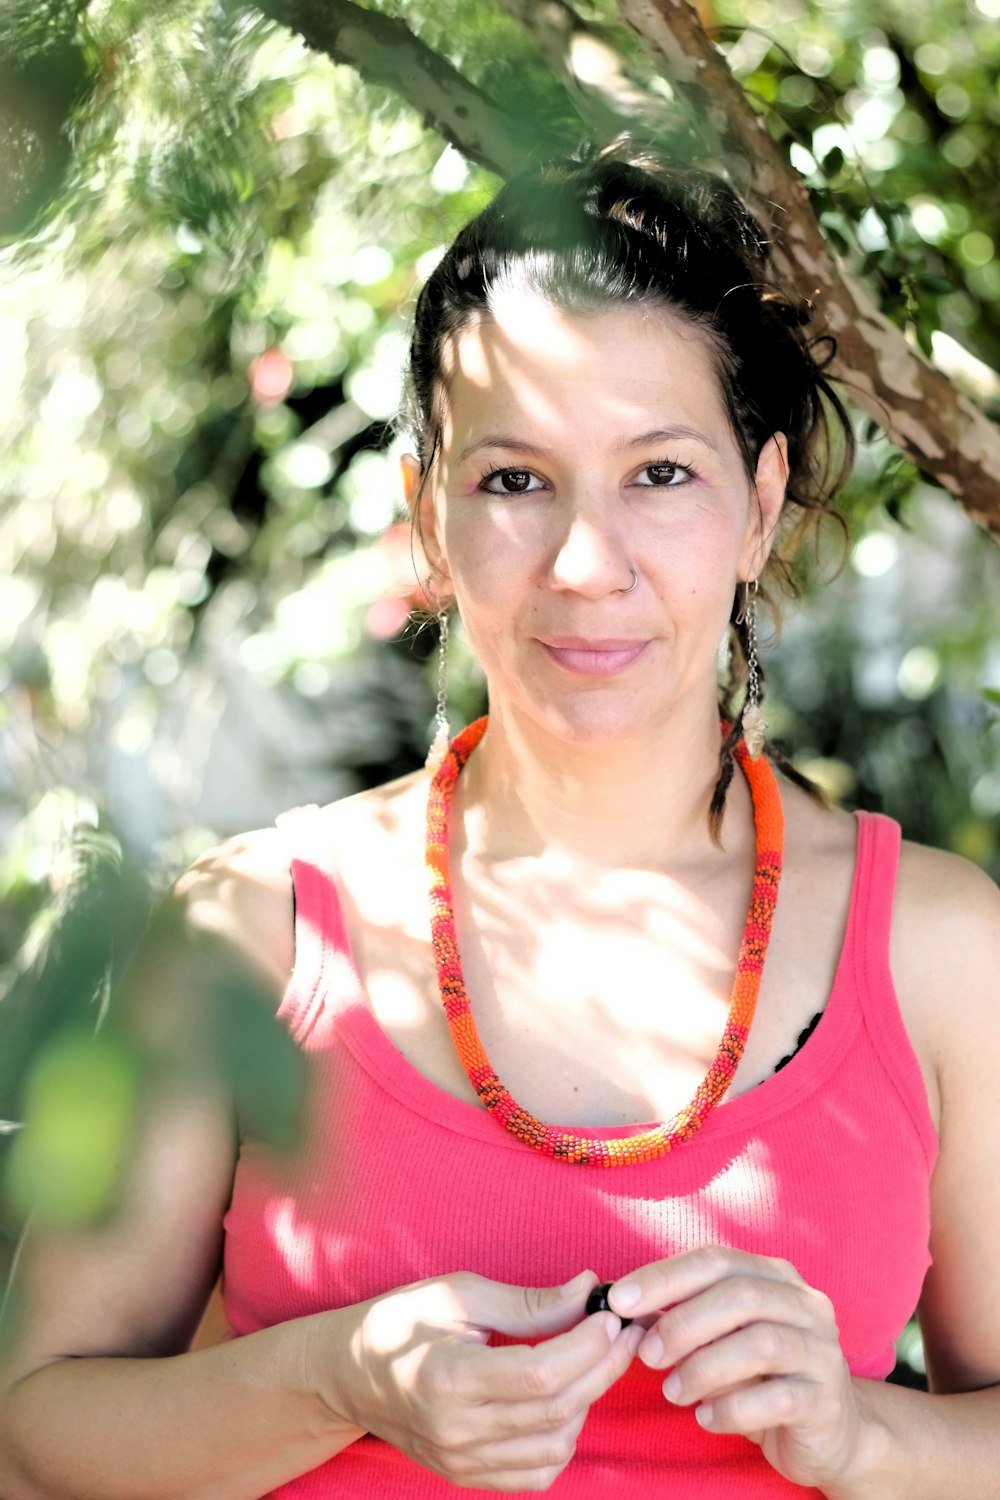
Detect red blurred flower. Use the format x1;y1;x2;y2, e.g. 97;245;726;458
250;348;294;405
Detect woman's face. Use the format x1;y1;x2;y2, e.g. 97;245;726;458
405;292;786;748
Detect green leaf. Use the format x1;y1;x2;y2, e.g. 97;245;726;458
821;146;845;178
822;220;851;256
917;273;955;295
915;320;935;358
4;1030;140;1228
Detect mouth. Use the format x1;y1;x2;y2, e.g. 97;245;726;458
538;638;649;676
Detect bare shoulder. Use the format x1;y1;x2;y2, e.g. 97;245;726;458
895;834;1000;920
163;771;426;981
157;825;297;1001
894;842;1000;1390
319;767;428;839
891;837;1000;1066
781;781;1000;1010
893;836;1000;991
312;767;429;886
778;777;858;856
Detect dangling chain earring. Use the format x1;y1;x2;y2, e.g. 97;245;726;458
738;579;767;760
425;604;451;771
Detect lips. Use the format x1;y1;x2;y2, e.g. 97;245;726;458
538;637;649;676
540;636;646;650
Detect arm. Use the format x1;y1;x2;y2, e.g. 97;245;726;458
827;843;1000;1499
0;831;366;1500
3;1252;634;1500
0;833;637;1500
603;842;1000;1499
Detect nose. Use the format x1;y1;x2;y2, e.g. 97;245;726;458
548;503;634;599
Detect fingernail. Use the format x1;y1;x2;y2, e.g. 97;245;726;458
560;1270;592;1297
610;1280;641;1311
641;1331;665;1367
663;1370;682;1401
696;1402;714;1428
598;1312;619;1344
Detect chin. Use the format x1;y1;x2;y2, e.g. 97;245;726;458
516;694;657;749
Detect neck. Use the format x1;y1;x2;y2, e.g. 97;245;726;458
456;699;750;873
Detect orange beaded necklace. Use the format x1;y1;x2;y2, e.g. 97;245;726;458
425;716;785;1166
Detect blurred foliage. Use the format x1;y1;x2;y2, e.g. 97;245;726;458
0;822;147;1274
1;0;999;1389
712;0;1000;376
7;1027;141;1226
0;820;305;1291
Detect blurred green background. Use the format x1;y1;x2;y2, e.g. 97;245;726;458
2;0;999;1389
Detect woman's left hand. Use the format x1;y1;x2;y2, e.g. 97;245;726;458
608;1248;869;1493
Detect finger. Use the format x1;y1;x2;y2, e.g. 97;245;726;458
427;1408;589;1485
399;1314;640;1491
361;1269;599;1362
637;1276;837;1369
490;1321;644;1434
661;1320;826;1406
457;1269;601;1341
434;1326;643;1485
609;1247;806;1322
693;1375;817;1436
460;1308;625;1403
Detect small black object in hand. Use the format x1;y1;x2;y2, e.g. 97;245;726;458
585;1282;632;1327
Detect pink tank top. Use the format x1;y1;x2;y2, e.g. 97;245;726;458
221;808;937;1499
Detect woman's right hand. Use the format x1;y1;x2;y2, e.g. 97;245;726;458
308;1269;642;1491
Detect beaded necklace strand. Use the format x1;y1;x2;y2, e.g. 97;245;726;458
425;716;785;1166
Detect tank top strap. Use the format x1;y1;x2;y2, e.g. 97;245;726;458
846;809;938;1168
847;809;901;973
274;804;360;1044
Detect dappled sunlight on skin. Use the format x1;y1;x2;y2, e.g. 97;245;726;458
351;1281;487;1382
437;289;723;485
423;295;771;775
283;850;738;1131
283;776;858;1135
293;784;756;1127
364;968;427;1029
225;795;928;1403
347;1310;438;1425
348;849;750;1127
455;865;740;1128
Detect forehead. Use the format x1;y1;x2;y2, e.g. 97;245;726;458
438;293;730;447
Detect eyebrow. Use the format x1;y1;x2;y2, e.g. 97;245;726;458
455;426;720;465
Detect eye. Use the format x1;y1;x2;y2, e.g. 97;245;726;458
478;467;544;495
634;461;696;488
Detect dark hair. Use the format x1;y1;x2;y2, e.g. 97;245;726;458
402;147;852;836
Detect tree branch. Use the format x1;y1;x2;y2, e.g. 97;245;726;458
252;0;571;177
617;0;1000;539
255;0;1000;537
492;0;670;146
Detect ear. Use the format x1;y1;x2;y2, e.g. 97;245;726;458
400;451;423;515
400;452;450;588
739;433;787;582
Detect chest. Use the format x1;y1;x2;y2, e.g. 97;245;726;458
227;958;934;1383
333;838;857;1131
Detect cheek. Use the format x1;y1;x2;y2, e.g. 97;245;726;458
445;506;534;595
648;503;747;588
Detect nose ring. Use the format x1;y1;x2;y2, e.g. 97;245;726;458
617;568;638;594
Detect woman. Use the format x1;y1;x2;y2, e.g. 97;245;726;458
2;151;1000;1500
